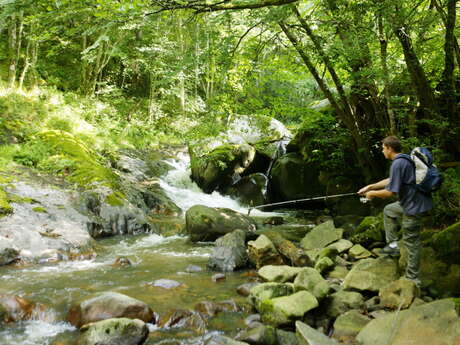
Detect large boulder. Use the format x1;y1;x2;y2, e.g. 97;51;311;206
190;144;256;193
185;205;256;242
67;292;154;328
208;230;248;272
350;216;385;247
226;173;269;206
78;318;149;345
269;152;326;202
300;220;343;251
343;257;398;292
80;187;151;238
332;310;371;338
356;299;460;345
258;265;304;283
430;220;460;264
378;278;419;309
259;291;318;326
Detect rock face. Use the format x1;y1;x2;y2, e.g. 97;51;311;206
0;180;93;260
269;152;326;202
185;205;256;242
208;229;248;272
343;257;398;292
67;292;154;328
78;318;149;345
226;173;269;207
356;299;460;345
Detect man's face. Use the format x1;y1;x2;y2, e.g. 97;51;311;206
382;144;392;159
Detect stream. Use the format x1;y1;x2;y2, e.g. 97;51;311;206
0;152;274;345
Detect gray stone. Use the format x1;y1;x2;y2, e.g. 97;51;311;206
378;278;418;309
326;291;365;318
208;229;248;272
332;310;371;337
258;265;304;283
293;267;331;300
259;291;318;326
296;321;340;345
236;324;277;345
185;205;256;242
150;279;182;289
78;318;148;345
248;235;283;269
300;220;343;251
0;247;19;266
343;257;398;292
237;282;260;297
67;292;154;328
356;299;460;345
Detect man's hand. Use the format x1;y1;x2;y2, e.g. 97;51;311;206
358;185;372;195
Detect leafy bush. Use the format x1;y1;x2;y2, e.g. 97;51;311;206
12;140;53;167
431;166;460;226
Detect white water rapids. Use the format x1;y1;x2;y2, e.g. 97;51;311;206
0;150;275;345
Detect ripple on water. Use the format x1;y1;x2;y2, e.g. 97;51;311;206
0;320;75;345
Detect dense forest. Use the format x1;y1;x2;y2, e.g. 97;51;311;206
1;0;459;222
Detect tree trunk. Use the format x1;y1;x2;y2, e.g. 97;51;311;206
7;13;23;89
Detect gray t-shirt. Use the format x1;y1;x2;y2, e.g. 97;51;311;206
385;154;433;215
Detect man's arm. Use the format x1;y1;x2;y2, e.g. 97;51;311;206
358;178;390;195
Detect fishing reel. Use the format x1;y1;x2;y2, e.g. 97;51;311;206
359;197;370;204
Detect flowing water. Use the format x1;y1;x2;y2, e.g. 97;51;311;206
0;153;273;345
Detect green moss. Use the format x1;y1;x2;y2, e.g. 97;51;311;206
105;192;125;207
453;298;460;315
0;187;13;216
431;221;460;263
32;206;47;213
350;216;384;246
8;194;36;204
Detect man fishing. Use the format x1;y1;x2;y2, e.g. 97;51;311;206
358;136;433;287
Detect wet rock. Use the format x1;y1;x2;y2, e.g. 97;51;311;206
158;309;207;335
332;310;371;338
194;299;240;317
258;265;303;283
0;180;93;259
357;299;460;345
237;282;260;297
81;187;151;238
348;244;372;260
296;320;340;345
325;291;365;318
244;313;261;326
343;257;398;292
113;256;132;267
185;205;256;242
116;154;150;182
226;173;269;207
0;247;20;266
150;279;182;289
0;294;53;323
247;235;284;269
185;264;202;273
300;220;343;251
378;278;418;309
263;216;284;226
236;324;277;345
260;291;318;326
208;230;248;272
350;216;384;247
190;143;256;194
248;283;294;311
212;273;226;283
293;267;331;300
78;317;149;345
326;266;349;280
137;181;182;217
67;292;154;328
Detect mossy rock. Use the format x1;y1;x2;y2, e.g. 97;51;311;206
350;216;384;247
430;221;460;264
32;206;47;213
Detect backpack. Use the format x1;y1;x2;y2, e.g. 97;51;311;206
398;147;443;194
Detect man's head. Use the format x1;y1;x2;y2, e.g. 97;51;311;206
381;136;401;160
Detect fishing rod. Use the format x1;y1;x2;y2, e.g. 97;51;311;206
247;192;361;215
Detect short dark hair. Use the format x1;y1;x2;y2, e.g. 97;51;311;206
382;136;401;153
